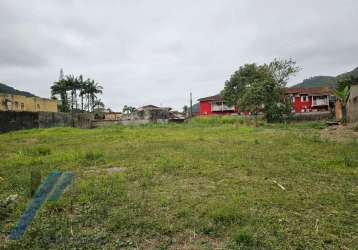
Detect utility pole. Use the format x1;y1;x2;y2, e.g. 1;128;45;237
190;92;193;118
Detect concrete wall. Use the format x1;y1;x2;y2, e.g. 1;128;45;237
0;94;58;112
38;112;72;128
0;111;38;132
348;85;358;123
335;85;358;123
72;113;94;129
92;118;168;128
287;111;333;122
0;111;94;133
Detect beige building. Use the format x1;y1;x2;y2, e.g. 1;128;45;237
348;83;358;122
335;83;358;122
0;94;58;112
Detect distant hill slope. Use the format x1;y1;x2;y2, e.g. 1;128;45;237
0;82;36;97
293;66;358;88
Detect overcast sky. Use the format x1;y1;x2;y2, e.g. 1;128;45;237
1;0;357;110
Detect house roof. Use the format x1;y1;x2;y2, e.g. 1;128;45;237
285;87;331;95
139;105;159;109
197;94;222;102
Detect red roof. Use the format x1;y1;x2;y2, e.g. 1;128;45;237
285;87;331;95
198;94;222;102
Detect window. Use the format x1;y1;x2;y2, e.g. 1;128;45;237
37;104;40;110
211;102;234;112
14;101;19;109
21;103;24;110
301;95;308;102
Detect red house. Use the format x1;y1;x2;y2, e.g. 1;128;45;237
198;94;238;115
285;87;332;113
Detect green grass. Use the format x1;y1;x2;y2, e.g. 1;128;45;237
0;119;357;249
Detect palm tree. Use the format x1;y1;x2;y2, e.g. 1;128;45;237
332;85;351;124
51;79;69;112
85;79;103;112
63;74;77;111
123;105;136;114
51;74;103;113
93;99;105;112
77;75;86;112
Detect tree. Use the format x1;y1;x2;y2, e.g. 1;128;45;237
51;79;69;112
92;99;105;112
337;75;358;91
332;85;351;124
123;105;136;114
77;75;86;112
85;79;103;112
51;74;103;113
222;59;300;122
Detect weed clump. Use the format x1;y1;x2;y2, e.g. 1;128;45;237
230;227;264;249
23;146;51;156
343;154;357;168
208;201;245;226
155;156;180;174
81;150;105;166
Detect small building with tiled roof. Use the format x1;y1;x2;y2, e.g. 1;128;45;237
197;94;238;116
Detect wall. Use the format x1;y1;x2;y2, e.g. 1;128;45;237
348;85;358;122
0;111;94;133
0;94;58;112
72;113;94;129
38;112;72;128
287;111;333;122
0;111;38;132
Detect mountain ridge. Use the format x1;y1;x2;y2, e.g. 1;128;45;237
0;82;36;97
293;66;358;88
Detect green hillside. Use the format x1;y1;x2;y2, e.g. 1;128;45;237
0;82;36;97
294;66;358;88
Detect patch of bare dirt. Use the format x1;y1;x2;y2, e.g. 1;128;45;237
84;165;127;175
320;124;358;143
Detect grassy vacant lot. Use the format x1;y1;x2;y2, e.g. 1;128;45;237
0;117;357;249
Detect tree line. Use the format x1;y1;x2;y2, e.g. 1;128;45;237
51;74;104;112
